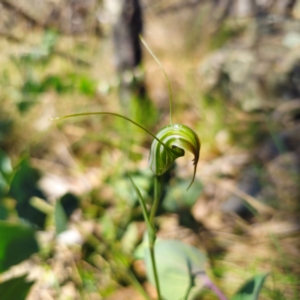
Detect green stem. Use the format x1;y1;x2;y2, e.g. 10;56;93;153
150;175;162;223
149;175;163;300
149;242;162;300
128;174;162;299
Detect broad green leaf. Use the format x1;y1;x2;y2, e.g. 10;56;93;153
186;286;203;300
0;274;34;300
0;222;39;273
144;240;206;300
232;274;268;300
9;159;48;228
55;200;68;234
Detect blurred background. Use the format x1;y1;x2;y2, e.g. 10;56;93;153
0;0;300;299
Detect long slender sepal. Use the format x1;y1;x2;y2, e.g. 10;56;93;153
50;112;174;158
140;36;173;125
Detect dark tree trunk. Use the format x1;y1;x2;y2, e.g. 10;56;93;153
112;0;149;119
112;0;143;74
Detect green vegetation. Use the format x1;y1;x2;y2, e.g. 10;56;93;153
0;2;299;300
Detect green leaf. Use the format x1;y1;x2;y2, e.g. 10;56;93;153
232;274;268;300
144;240;206;300
0;222;39;273
128;174;155;244
9;159;47;228
55;200;68;234
0;274;35;300
60;193;79;218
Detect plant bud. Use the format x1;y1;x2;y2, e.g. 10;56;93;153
149;124;200;188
